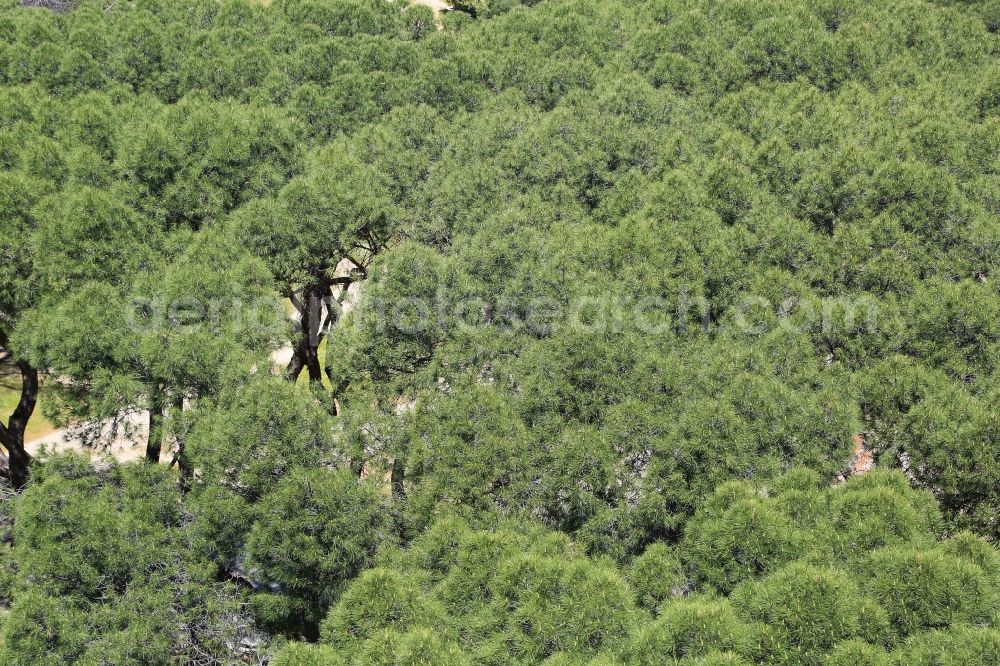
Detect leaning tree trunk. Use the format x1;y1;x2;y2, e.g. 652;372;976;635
0;358;38;488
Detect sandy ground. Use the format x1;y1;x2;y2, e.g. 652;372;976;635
26;411;151;463
412;0;453;11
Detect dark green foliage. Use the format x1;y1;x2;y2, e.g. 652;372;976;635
329;241;449;389
188;377;338;504
185;376;340;570
245;468;396;629
0;455;261;664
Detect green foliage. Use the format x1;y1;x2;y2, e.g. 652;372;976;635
489;553;637;661
629;542;688;611
864;546;998;639
185;376;340;570
245;468;396;628
681;493;807;593
330;240;448;389
627;598;750;663
826;640;888;666
830;470;942;558
321;519;634;665
404;5;436;41
3;0;1000;662
305;472;999;664
890;625;1000;666
30;185;154;291
320;568;447;646
188;377;337;504
0;455;261;664
730;563;880;664
270;641;344;666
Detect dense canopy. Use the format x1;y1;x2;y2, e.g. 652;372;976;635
1;0;999;663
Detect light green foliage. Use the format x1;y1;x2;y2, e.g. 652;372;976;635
629;542;688;611
730;563;880;664
321;568;448;647
321;519;634;665
890;626;1000;666
270;641;344;666
627;598;750;663
354;626;472;666
826;640;889;666
676;654;751;666
864;546;998;639
681;492;807;593
830;470;942;558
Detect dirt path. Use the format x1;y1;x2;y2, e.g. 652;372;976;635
26;411;152;463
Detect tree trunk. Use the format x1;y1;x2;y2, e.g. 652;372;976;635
0;359;37;488
390;457;406;501
146;384;166;463
327;374;350;417
285;348;305;382
172;394;192;491
285;283;325;384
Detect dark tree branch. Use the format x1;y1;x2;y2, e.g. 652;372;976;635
289;291;304;315
0;361;37;488
344;253;368;275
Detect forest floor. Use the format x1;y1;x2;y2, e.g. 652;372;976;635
26;412;150;463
